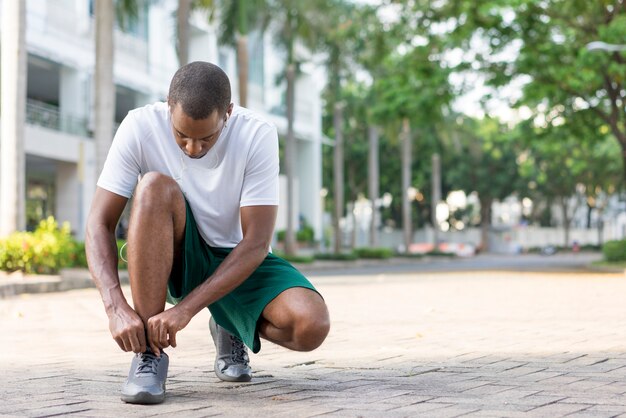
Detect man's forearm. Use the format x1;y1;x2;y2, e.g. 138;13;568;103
86;223;129;315
176;239;269;318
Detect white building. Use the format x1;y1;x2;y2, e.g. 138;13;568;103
0;0;324;241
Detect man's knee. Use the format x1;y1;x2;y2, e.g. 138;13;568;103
134;172;182;208
291;306;330;352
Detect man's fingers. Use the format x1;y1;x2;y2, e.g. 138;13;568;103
159;326;169;348
114;338;126;352
149;338;161;357
129;333;141;353
169;330;177;348
138;330;147;354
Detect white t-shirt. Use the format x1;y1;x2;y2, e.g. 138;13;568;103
97;102;279;247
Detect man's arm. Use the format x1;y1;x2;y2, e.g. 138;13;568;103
147;205;277;342
86;187;147;353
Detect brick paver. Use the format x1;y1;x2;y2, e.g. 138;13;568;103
2;270;626;417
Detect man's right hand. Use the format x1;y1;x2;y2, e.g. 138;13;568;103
109;305;147;353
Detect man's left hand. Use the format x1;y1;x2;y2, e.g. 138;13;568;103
146;306;192;356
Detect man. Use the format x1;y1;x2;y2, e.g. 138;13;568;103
86;62;330;405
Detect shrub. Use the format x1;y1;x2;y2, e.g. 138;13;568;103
276;226;315;244
354;247;393;259
273;251;314;263
0;217;82;274
602;240;626;262
425;250;456;257
117;240;128;270
314;252;359;261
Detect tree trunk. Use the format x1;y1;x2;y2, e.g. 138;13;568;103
586;202;593;229
332;103;344;254
401;118;412;253
480;197;492;252
95;0;115;176
0;0;27;236
177;0;192;66
431;153;441;247
368;126;379;247
284;63;297;255
236;35;249;107
560;197;571;248
235;0;249;107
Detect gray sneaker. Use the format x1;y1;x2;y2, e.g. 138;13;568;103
121;349;169;404
209;317;252;382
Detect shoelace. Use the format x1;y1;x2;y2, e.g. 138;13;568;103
230;335;249;365
135;351;160;376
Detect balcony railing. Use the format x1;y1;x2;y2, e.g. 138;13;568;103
26;99;90;137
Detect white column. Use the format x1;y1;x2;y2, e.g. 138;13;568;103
1;0;27;236
55;162;80;235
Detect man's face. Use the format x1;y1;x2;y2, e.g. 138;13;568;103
169;103;231;159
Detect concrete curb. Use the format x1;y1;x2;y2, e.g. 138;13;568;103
0;258;420;298
0;269;129;298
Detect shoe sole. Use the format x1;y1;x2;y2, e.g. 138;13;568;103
214;367;252;383
121;390;165;405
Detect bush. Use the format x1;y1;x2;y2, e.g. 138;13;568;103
425;250;456;257
354;247;393;259
602;240;626;262
0;217;83;274
314;252;359;261
276;226;316;244
273;251;314;263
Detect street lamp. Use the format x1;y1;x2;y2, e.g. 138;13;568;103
586;41;626;53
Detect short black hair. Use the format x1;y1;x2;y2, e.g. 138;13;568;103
167;61;231;120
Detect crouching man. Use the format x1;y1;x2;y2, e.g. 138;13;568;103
86;61;330;404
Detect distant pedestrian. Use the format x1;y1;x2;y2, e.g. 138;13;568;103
86;62;330;404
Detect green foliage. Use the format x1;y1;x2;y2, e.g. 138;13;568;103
314;252;358;261
117;240;129;270
273;251;315;263
425;250;456;258
353;247;393;259
602;240;626;262
0;217;83;274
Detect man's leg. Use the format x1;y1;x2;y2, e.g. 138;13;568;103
121;172;186;405
258;287;330;351
127;172;186;323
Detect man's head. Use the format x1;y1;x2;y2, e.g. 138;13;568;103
167;62;234;159
167;61;231;119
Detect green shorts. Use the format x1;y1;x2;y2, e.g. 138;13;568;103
167;202;318;354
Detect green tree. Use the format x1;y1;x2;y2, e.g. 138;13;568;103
267;0;330;255
315;1;378;253
217;0;269;107
438;0;626;188
447;117;521;251
370;43;453;251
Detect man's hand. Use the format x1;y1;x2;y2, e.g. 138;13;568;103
146;306;192;356
109;305;147;354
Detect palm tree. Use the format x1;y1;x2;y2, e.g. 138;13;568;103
176;0;193;66
0;0;27;236
94;0;115;175
94;0;142;175
217;0;268;107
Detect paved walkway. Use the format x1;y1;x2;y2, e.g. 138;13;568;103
2;269;626;417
